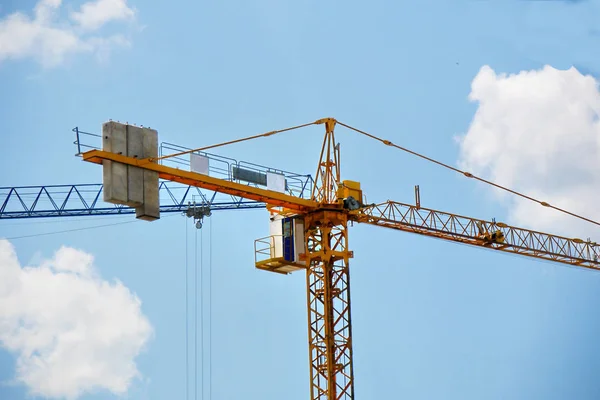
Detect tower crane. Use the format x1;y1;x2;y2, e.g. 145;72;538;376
2;118;598;400
73;117;600;400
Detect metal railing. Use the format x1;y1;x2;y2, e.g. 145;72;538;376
254;235;281;264
72;127;102;156
72;127;314;202
160;142;313;199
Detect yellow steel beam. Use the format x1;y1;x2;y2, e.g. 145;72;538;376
351;200;600;269
304;211;354;399
82;150;318;212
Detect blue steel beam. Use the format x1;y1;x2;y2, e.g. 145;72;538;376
0;183;265;219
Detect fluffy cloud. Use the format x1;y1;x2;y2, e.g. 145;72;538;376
0;0;136;67
0;239;152;399
456;65;600;240
70;0;136;31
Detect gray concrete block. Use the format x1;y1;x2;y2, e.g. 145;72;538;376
102;121;160;220
142;127;158;159
136;170;159;221
102;121;129;205
136;127;160;221
126;125;144;207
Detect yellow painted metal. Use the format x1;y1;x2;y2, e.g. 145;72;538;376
304;211;354;400
351;200;600;269
312;118;341;205
305;121;356;399
82;149;318;212
342;180;360;190
337;180;362;204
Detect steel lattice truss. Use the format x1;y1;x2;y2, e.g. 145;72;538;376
0;183;265;219
352;201;600;269
305;211;354;400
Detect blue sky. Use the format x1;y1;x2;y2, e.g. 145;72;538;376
1;0;600;399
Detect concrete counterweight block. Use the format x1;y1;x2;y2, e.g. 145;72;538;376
136;127;159;221
126;125;145;207
101;121;160;221
102;121;131;205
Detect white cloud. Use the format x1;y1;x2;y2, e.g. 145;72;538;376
70;0;135;31
0;239;152;399
0;0;136;67
456;65;600;240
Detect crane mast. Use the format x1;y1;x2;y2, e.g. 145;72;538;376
305;119;354;399
76;117;600;400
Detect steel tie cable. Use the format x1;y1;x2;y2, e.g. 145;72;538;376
337;120;600;228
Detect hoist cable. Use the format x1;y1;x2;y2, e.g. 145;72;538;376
185;219;189;400
200;226;204;399
194;228;198;400
209;217;213;399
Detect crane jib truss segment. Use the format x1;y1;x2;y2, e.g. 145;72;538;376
0;184;265;219
351;201;600;269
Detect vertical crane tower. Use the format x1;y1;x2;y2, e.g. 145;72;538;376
303;118;355;398
81;117;600;400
